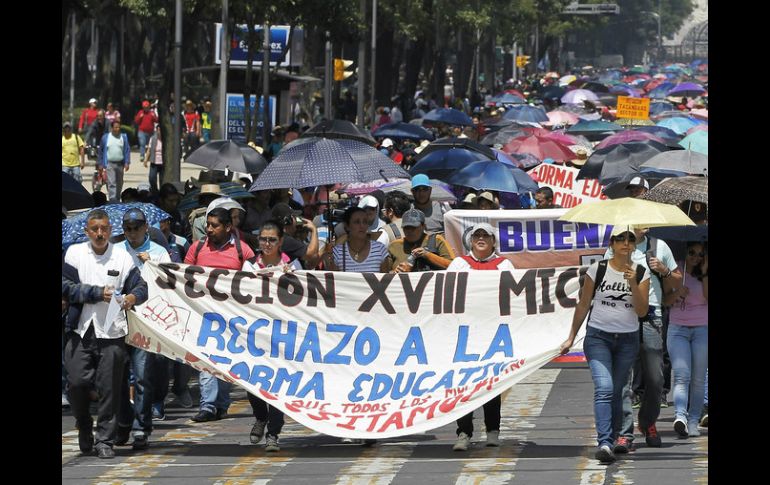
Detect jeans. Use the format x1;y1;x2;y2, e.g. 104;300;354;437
202;129;211;143
148;163;162;193
584;326;640;447
456;395;501;438
667;324;708;427
138;131;151;161
62;165;82;183
118;347;155;438
199;370;231;414
64;327;129;449
248;393;285;436
621;312;664;440
106;161;125;203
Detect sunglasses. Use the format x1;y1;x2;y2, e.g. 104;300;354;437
613;234;636;243
122;224;144;232
688;250;705;257
258;236;279;244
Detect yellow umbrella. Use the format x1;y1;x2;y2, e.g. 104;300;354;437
558;197;695;228
559;74;577;86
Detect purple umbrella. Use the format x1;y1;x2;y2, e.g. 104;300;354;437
595;131;667;150
667;82;706;98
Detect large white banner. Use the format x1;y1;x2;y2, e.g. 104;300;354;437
129;262;586;438
528;164;607;209
444;209;609;269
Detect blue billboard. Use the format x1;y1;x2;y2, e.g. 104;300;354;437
216;24;292;67
225;93;277;145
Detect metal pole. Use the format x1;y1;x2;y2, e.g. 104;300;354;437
474;28;480;95
534;20;539;75
173;0;182;180
356;0;366;128
262;20;270;149
369;0;377;127
324;34;332;119
512;42;517;83
70;13;76;127
658;0;662;61
219;0;228;139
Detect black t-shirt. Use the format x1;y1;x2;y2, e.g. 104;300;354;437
281;235;308;263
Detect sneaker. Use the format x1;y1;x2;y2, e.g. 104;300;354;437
699;406;708;428
341;437;355;444
132;434;149;450
191;410;218;422
265;434;280;452
595;444;616;463
174;388;194;409
640;423;662;447
78;424;94;454
486;430;500;447
152;403;165;421
216;408;228;420
114;425;131;446
674;418;688;438
660;394;669;408
453;432;471;451
613;436;634;454
250;420;267;444
97;446;116;459
631;394;641;409
687;422;701;437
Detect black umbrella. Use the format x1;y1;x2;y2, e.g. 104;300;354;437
537;85;567;100
577;141;670;185
186;139;268;175
480;128;532;146
300;119;377;146
409;148;492;181
62;171;94;210
416;136;496;161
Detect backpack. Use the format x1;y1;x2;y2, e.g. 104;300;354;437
191;232;245;264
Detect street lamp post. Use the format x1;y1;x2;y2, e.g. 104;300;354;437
642;10;661;62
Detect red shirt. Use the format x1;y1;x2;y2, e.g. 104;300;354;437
184;112;200;133
134;109;158;134
184;236;255;270
79;107;99;132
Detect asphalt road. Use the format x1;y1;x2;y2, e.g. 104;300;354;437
62;367;708;484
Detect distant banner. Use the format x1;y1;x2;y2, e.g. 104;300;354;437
444;209;610;269
529;164;607;209
128;262;586;439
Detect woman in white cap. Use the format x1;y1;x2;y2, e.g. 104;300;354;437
559;227;650;464
446;222;514;451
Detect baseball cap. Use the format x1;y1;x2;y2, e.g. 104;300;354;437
122;208;147;224
626;176;650;190
477;191;499;208
142;100;151;108
401;209;426;228
358;195;379;209
464;222;497;247
411;174;431;189
206;196;244;217
271;202;301;221
89;98;97;104
381;138;394;148
610;225;636;237
63;121;72;129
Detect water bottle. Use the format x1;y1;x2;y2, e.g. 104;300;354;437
405;254;416;270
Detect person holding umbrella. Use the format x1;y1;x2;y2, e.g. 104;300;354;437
560;227;651;464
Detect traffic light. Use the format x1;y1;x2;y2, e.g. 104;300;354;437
334;58;355;81
516;55;531;68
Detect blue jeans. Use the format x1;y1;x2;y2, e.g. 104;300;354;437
667;324;708;427
62;166;82;183
621;312;664;439
202;129;211;143
118;347;155;438
584;326;640;447
138;131;151;161
199;370;231;414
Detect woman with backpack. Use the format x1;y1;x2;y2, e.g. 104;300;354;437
559;227;650;464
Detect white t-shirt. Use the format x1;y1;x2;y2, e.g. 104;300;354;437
605;236;676;312
586;261;650;333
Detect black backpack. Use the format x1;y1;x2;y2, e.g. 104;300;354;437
192;232;245;264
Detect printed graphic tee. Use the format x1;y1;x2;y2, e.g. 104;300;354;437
586;261;650;333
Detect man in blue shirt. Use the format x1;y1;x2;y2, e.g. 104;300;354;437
99;121;131;203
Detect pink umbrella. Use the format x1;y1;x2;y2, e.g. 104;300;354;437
502;134;577;162
595;131;667;150
544;111;580;126
690;108;708;120
685;124;708;135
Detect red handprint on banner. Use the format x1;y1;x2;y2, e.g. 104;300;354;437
141;296;191;338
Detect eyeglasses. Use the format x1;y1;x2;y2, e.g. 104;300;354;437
688;250;705;257
613;235;636;243
258;236;279;244
472;232;493;240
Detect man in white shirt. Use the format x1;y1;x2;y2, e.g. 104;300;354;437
62;209;148;458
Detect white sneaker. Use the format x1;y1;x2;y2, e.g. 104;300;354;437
674;418;689;437
265;434;280;452
486;430;500;447
453;432;471;451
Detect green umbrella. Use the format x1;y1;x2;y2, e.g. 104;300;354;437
678;130;708;155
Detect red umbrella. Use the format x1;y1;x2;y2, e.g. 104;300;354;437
527;128;581;146
502;134;577;162
503;89;525;98
595;131;667;150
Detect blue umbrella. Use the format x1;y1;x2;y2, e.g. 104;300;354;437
372;122;434;141
656;117;700;135
507;152;543;170
649;101;675;116
408;148;492;181
62;171;94;210
249;137;411;191
423;108;473;126
678;130;708;155
538;85;567;100
502;105;550;123
62;202;171;249
648;224;707;242
609;84;641;97
648;82;676;99
565;119;623;141
488;93;527;105
447;160;539;194
634;125;681;141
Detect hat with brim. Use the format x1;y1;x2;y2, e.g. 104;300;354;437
625;176;649;190
477;191;499;208
464;222;497;247
206;196;245;217
199;184;222;197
